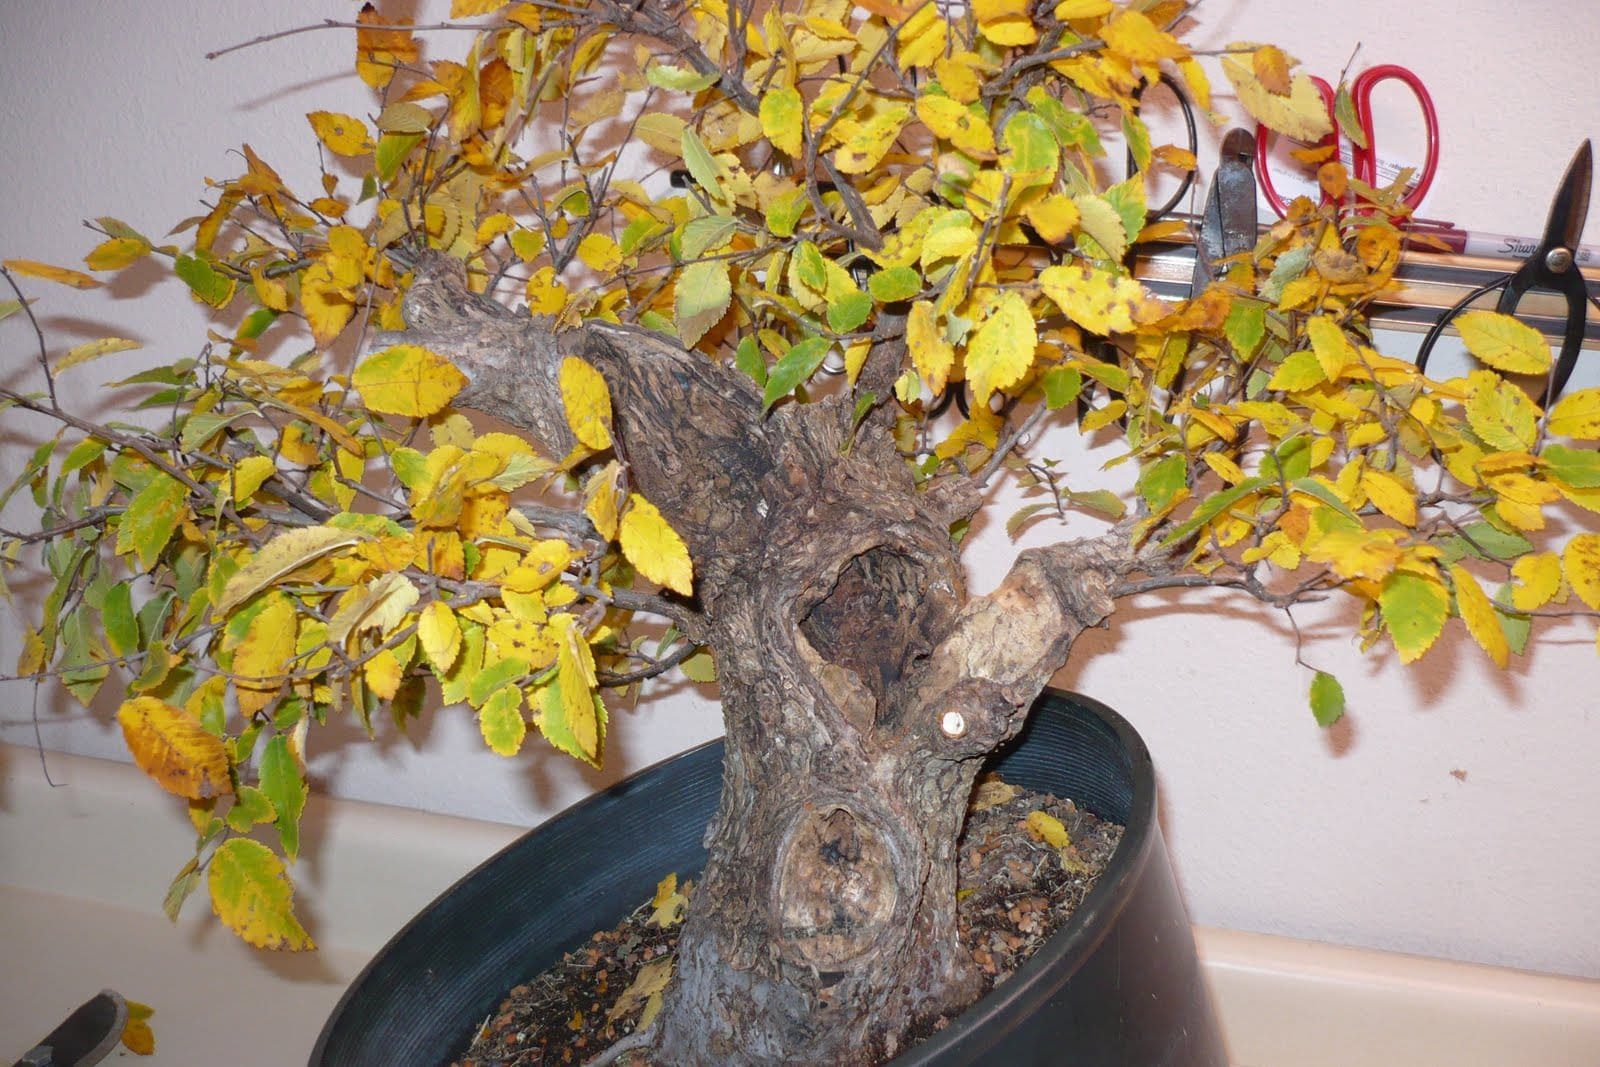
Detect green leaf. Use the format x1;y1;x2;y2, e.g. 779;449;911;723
537;676;608;768
1380;570;1449;664
1041;366;1083;410
1447;521;1533;563
646;63;717;92
678;648;717;682
1139;454;1187;510
0;298;25;324
1309;671;1345;727
1027;87;1102;156
469;655;529;708
675;260;732;348
163;856;202;921
114;471;187;571
376;131;424;183
60;437;108;476
735;335;766;385
1074;194;1128;261
439;623;486;706
1261;245;1312;303
765;189;807;238
1068;489;1126;520
868;265;921;303
1334;86;1368;150
237;307;280;340
226;785;278;833
207;838;313;950
1121;111;1152;172
1103;175;1147;248
101;582;139;658
1161;476;1270;546
1224;301;1266;356
1543;443;1600;488
1001;111;1059;189
794;241;828;291
679;215;738;260
180;410;246;452
259;735;307;862
680;127;725;204
1289;477;1362;523
827;290;874;333
173;254;235;308
479;685;527;756
1494;584;1532;656
762;336;831;410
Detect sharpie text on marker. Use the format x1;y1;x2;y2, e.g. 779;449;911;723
1404;224;1600;266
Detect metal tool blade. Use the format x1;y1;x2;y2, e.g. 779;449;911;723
1545;139;1592;253
1191;128;1258;292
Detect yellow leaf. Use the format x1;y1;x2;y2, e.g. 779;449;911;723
207;838;314;950
353;344;468;418
555;615;601;760
364;647;404;700
451;0;509;14
1038;262;1163;334
760;85;805;158
228;455;277;505
966;291;1036;406
117;697;230;800
908;300;954;393
1023;193;1080;244
234;593;297;689
56;337;141;372
1360;468;1417;527
1563;533;1600;610
251;268;290;312
916;95;995;157
649;872;688;927
1202;451;1246;485
219;526;363;614
1100;10;1188;63
559;356;614;451
479;684;527;756
576;233;623;273
119;1000;155;1055
3;258;102;289
1548;387;1600;439
328;572;421;646
525;266;569;315
896;6;948;70
419;601;463;673
299;261;356;345
1454;310;1553;376
85;236;151;271
1464;370;1539;452
1055;0;1112;16
584;460;623;541
1511;552;1562;611
976;2;1037;48
1252;44;1292;95
1449;564;1508;668
619;494;694;595
1305;315;1355;380
307;111;375;156
1025;809;1071;848
1221;54;1333;142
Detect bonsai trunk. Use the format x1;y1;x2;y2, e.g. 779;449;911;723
391;258;1136;1065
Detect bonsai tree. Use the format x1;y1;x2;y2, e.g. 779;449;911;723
5;1;1599;1062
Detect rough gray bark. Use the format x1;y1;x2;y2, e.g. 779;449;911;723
391;257;1137;1065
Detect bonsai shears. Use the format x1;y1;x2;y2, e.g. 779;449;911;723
1414;140;1597;403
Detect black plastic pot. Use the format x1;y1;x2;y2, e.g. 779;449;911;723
312;689;1226;1065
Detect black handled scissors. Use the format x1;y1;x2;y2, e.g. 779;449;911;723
1415;140;1594;403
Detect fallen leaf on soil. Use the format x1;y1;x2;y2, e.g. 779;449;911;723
606;956;674;1024
1024;809;1071;849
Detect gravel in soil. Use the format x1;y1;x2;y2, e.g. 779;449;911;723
456;775;1122;1066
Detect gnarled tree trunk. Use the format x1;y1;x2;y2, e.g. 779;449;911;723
393;258;1136;1065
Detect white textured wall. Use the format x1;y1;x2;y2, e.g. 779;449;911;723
2;1;1597;979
